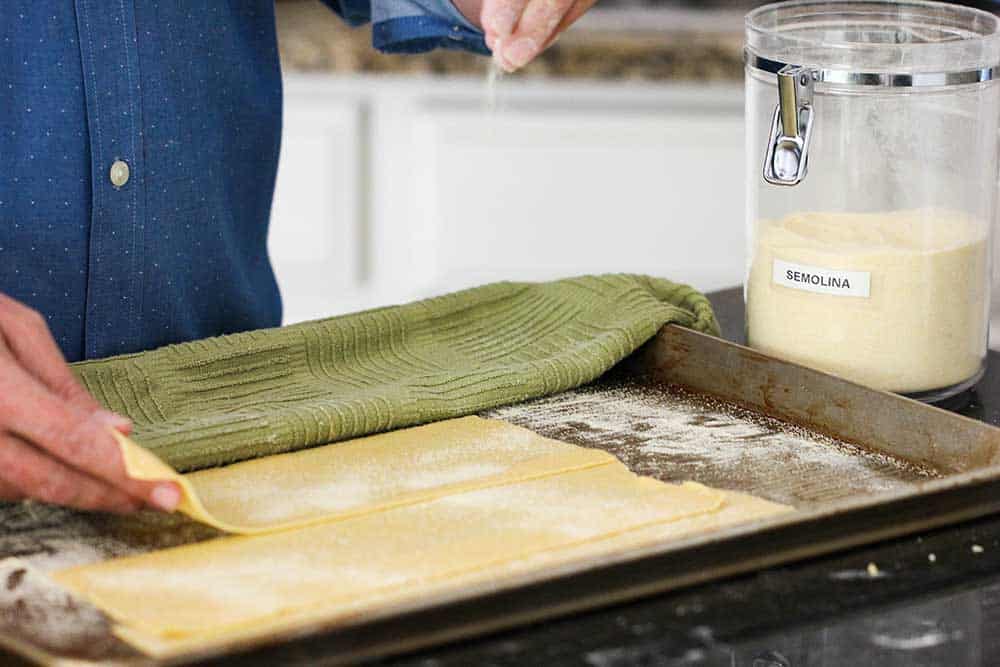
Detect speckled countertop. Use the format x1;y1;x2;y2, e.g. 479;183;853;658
275;0;745;81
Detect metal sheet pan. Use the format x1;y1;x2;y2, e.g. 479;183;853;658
4;325;1000;666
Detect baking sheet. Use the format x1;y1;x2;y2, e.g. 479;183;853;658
487;379;934;507
2;325;998;665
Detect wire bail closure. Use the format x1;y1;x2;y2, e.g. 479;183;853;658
763;65;816;187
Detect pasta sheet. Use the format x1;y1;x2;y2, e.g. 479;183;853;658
57;417;792;658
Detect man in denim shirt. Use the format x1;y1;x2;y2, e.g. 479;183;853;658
0;0;595;513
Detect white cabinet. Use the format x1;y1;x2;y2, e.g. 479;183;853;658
268;89;366;324
270;75;746;324
402;100;745;293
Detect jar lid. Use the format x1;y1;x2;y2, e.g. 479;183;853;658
746;0;1000;86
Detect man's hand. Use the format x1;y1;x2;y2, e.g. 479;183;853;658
454;0;599;72
0;293;180;513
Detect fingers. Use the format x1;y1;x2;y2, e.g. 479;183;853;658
0;293;106;415
0;360;179;512
545;0;593;47
0;434;142;513
0;292;157;515
488;0;599;71
482;0;530;54
495;0;575;71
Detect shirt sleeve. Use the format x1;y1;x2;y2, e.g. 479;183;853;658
320;0;489;56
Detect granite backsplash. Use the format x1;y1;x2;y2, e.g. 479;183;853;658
276;0;745;81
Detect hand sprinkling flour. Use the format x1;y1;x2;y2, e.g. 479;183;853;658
452;0;600;71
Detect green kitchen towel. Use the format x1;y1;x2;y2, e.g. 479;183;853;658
71;274;719;471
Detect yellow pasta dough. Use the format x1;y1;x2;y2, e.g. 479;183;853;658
58;417;792;658
111;417;614;533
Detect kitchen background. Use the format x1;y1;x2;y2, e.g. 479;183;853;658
268;0;1000;347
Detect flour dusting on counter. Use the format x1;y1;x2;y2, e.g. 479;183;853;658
0;558;134;660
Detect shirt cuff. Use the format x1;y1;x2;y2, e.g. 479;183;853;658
371;0;489;55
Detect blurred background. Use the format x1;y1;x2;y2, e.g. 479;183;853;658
268;0;1000;325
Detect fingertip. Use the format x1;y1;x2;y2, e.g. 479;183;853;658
502;36;538;70
488;38;518;72
498;56;518;74
95;410;133;435
149;482;181;512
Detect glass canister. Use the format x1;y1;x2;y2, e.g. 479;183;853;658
745;0;1000;402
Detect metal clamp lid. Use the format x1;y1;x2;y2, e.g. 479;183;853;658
749;52;1000;187
747;52;1000;89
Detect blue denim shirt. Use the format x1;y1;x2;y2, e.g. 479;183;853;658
0;2;485;362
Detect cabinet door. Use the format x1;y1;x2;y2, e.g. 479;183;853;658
269;91;364;324
370;86;745;300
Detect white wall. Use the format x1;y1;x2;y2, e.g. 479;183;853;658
269;74;746;324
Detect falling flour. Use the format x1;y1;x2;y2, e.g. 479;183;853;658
485;57;504;112
484;39;508;116
747;210;989;393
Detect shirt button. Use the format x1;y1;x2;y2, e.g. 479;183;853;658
109;159;130;188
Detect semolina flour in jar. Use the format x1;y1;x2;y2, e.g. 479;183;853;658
747;210;989;394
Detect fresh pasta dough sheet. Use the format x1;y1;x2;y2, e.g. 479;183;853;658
55;417;792;658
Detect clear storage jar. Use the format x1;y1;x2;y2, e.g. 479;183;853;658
745;0;1000;402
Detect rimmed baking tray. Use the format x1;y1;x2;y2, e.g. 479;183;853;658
3;324;1000;665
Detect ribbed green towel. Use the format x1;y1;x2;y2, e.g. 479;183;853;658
71;274;718;471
